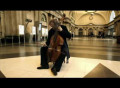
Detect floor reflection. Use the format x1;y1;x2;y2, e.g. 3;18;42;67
0;37;120;61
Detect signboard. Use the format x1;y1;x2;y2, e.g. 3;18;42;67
45;29;48;36
32;26;36;35
19;25;24;35
42;28;48;36
42;28;46;36
39;23;42;31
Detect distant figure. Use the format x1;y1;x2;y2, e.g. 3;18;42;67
101;32;105;38
98;31;102;38
89;32;93;37
71;33;74;40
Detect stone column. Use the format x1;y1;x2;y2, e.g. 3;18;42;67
86;27;89;36
96;27;99;36
0;14;2;37
4;11;12;36
104;27;108;37
0;11;5;38
82;28;84;36
115;21;120;36
10;11;17;36
74;27;79;37
25;11;34;43
92;27;95;36
34;11;39;42
114;21;120;44
16;11;23;36
93;27;97;37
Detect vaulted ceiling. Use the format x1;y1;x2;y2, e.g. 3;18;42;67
63;11;120;25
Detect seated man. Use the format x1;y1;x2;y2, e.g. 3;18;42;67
37;19;72;76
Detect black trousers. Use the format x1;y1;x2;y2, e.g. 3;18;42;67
40;46;66;71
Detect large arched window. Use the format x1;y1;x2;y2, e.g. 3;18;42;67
41;13;47;22
110;11;116;22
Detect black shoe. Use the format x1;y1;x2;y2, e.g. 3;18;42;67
56;69;60;72
37;66;49;69
57;70;60;72
51;68;57;76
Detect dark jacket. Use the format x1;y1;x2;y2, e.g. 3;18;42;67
46;25;72;60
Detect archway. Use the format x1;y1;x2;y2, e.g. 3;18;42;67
79;28;83;37
88;28;94;37
41;13;47;22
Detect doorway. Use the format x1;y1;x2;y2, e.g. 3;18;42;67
79;28;83;37
88;28;94;37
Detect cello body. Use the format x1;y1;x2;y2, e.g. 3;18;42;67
47;30;64;62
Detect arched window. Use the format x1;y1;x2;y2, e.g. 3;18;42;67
110;11;116;22
41;14;47;22
70;12;74;17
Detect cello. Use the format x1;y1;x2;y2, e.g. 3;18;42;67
47;25;64;62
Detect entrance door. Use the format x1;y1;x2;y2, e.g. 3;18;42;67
88;28;93;37
79;28;83;37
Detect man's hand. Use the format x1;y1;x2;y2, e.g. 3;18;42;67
43;43;47;47
58;26;63;31
41;42;47;47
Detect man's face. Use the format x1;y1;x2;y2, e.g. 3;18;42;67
49;22;55;28
50;22;58;30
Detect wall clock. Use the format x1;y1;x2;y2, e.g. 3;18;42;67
89;16;93;20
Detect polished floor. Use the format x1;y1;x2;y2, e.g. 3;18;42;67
0;37;120;78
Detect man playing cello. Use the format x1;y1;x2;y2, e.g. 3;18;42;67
37;19;72;76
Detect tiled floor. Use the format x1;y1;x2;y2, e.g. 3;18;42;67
0;56;120;78
0;37;120;78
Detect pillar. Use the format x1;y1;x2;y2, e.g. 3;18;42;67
74;27;79;37
114;21;120;44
